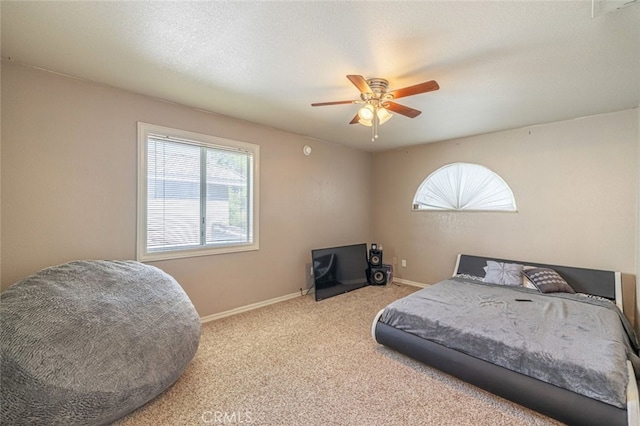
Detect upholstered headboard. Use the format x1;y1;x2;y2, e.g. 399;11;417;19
453;254;622;310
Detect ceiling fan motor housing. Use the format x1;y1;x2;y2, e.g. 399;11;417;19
367;78;389;94
361;78;394;105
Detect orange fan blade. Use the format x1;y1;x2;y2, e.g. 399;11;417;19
311;100;355;107
385;101;422;118
349;114;360;124
387;80;439;99
347;75;372;94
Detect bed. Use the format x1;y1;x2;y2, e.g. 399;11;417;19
371;254;640;426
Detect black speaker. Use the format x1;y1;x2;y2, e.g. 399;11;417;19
369;265;389;285
369;245;382;267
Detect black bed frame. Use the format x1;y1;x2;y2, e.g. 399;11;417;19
373;254;631;426
455;254;618;301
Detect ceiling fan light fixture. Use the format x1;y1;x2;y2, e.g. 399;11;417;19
377;107;393;125
357;104;375;121
358;117;373;127
358;106;392;127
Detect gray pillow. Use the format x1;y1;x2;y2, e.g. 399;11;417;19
483;261;524;286
522;267;575;294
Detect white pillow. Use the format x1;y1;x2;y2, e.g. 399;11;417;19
483;261;524;286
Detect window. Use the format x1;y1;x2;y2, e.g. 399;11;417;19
137;123;259;261
412;162;516;211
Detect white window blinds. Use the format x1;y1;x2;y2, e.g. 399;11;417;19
147;139;202;251
412;163;516;211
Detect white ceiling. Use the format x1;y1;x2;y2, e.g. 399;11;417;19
2;1;639;152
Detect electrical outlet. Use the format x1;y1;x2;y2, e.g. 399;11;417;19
401;259;407;267
393;257;398;265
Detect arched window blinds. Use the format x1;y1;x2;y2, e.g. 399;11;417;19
412;163;516;211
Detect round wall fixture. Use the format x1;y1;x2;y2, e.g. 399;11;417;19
303;145;312;156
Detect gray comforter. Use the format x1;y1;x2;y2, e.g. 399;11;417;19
380;277;640;408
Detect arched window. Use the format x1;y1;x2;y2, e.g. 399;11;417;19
412;163;516;211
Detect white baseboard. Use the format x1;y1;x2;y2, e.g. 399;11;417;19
200;280;428;323
200;291;302;323
394;278;430;288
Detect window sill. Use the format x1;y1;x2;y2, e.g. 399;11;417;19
137;242;259;262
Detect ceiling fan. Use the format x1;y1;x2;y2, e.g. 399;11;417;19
311;75;439;141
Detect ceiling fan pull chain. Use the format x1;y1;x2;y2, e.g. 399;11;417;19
372;108;378;141
371;108;380;141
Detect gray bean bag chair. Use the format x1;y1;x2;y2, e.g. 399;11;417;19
1;260;201;425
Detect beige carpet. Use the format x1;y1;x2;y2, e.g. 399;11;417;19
116;283;561;426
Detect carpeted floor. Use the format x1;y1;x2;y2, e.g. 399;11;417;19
116;283;561;426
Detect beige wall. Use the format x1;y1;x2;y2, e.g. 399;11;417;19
372;109;638;287
0;58;3;286
637;106;640;333
1;61;372;317
2;59;638;322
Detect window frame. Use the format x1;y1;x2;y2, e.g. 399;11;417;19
137;122;259;261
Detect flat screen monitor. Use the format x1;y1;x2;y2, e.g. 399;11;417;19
311;243;369;301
